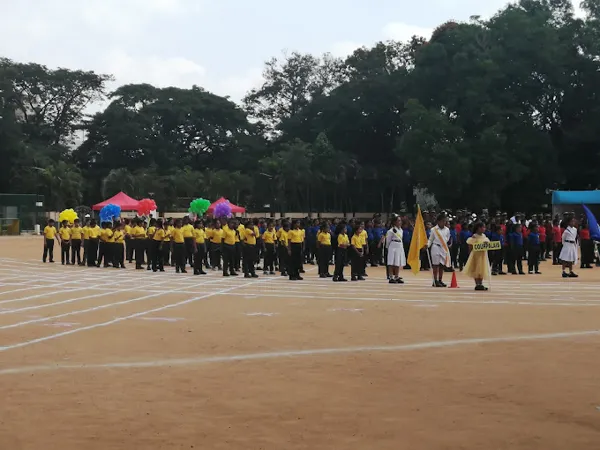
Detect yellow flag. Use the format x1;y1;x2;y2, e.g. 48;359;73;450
407;205;428;275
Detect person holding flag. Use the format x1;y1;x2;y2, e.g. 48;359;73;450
406;206;428;279
428;214;451;287
385;215;406;284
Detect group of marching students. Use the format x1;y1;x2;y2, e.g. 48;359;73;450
41;210;596;285
42;216;390;282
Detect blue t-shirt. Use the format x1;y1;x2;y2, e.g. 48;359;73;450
528;232;540;246
459;230;472;244
373;227;385;241
366;228;374;241
426;228;431;238
508;232;523;247
403;228;413;244
449;229;457;245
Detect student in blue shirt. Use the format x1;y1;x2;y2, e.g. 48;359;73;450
489;224;506;275
458;222;472;271
507;224;525;275
527;224;542;274
371;221;385;266
402;224;413;269
449;222;458;269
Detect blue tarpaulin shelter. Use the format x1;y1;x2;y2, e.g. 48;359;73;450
552;191;600;218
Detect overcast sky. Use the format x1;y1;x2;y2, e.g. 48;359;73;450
0;0;584;103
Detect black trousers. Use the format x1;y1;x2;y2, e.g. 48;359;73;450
553;243;562;264
459;243;469;269
334;248;347;279
507;246;524;273
71;239;82;265
194;245;206;273
318;246;332;275
222;244;235;275
97;241;111;267
234;242;242;270
113;243;125;268
581;239;595;266
162;242;171;266
184;238;194;267
145;240;151;267
264;243;276;272
125;237;133;262
61;242;70;264
135;239;145;268
82;239;88;264
87;239;99;267
243;244;257;275
351;250;363;277
210;242;221;268
369;241;381;266
151;240;163;271
492;247;504;273
173;242;185;272
278;244;289;275
289;243;303;278
450;244;459;268
528;245;540;272
43;239;55;262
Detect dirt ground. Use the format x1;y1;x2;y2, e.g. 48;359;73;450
1;236;600;449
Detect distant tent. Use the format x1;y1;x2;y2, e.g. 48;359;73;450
92;192;140;211
551;190;600;218
207;197;246;215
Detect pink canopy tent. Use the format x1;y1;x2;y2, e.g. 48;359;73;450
207;197;246;215
92;192;140;211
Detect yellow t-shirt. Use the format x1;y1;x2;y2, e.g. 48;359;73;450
124;224;132;236
105;229;115;243
114;230;125;244
351;234;362;248
70;226;83;240
59;227;71;240
163;225;173;242
210;229;223;244
153;228;165;242
288;229;304;244
223;227;236;245
182;224;194;239
172;228;184;244
244;228;257;245
278;229;289;246
147;226;156;239
236;224;245;243
133;226;146;239
337;234;349;247
89;225;101;239
82;226;90;240
254;226;260;239
262;230;276;244
359;229;368;247
317;231;331;246
44;225;56;239
193;228;206;244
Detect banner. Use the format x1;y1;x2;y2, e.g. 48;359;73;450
472;241;502;252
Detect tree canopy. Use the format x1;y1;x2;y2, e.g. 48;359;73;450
2;0;599;213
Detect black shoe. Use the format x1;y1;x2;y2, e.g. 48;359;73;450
181;270;188;274
231;272;239;276
389;278;397;284
362;273;368;277
535;271;542;274
475;285;488;291
492;272;498;276
562;272;569;278
498;271;506;275
351;276;358;281
519;272;526;275
299;269;306;273
223;273;230;277
200;271;207;275
270;271;276;275
244;274;251;278
396;278;405;284
528;271;533;274
320;274;327;278
159;269;165;272
339;278;348;282
333;277;339;282
568;272;579;278
252;274;259;278
147;266;151;270
357;276;365;281
297;276;303;280
289;276;297;281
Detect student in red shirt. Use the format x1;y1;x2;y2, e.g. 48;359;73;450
552;219;562;265
580;224;593;269
539;224;547;261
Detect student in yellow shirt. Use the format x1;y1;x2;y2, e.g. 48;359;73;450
209;221;223;270
58;220;71;265
358;221;369;278
98;221;114;268
42;218;59;263
262;221;277;275
287;220;305;280
112;222;126;269
193;220;207;275
132;218;146;270
277;221;290;277
146;218;157;271
162;218;174;267
81;220;90;264
70;218;83;266
350;225;365;281
182;217;195;269
234;220;245;272
151;219;165;272
124;218;134;263
242;223;259;278
333;225;349;282
317;223;333;278
87;219;101;267
171;218;187;273
221;219;238;277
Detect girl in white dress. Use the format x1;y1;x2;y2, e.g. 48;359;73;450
559;217;579;278
386;216;405;284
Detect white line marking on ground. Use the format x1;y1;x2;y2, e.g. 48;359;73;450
0;329;598;375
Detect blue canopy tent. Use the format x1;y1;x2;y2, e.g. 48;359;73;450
552;191;600;218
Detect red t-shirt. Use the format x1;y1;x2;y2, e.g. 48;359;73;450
580;229;591;240
455;223;462;235
539;227;546;242
500;224;507;235
553;226;561;243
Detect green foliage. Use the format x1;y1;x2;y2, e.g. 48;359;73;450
3;0;600;213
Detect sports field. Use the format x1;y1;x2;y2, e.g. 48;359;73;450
1;236;600;449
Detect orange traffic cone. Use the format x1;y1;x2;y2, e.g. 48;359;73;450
449;271;459;288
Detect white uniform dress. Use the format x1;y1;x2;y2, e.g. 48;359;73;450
559;226;578;263
386;227;406;267
428;225;451;266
